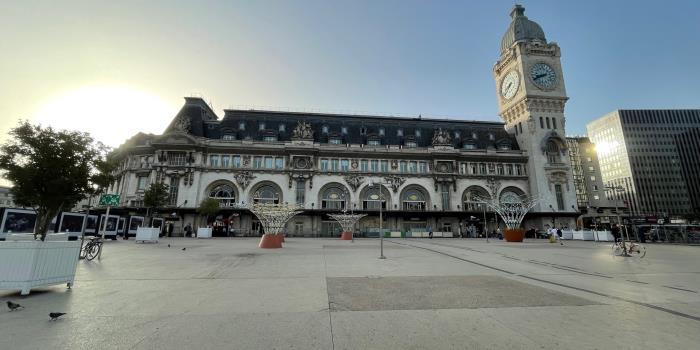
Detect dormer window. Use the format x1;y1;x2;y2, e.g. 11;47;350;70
379;127;385;136
415;130;421;137
263;136;278;142
322;125;329;134
330;137;342;145
341;126;348;134
360;127;367;135
368;140;380;146
239;121;246;130
472;132;478;139
498;144;512;150
397;129;404;137
463;142;476;150
489;133;495;141
454;131;461;139
222;134;236;141
259;122;266;131
279;124;286;132
405;141;417;148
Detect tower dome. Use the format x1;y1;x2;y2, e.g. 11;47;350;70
500;5;546;54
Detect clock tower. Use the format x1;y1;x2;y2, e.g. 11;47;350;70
493;5;577;226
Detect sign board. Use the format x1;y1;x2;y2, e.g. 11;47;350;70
99;194;121;206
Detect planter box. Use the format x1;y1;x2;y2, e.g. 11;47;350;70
0;240;81;295
593;230;614;241
561;230;574;240
572;230;595;241
135;227;160;243
8;233;68;241
197;228;212;238
504;229;526;242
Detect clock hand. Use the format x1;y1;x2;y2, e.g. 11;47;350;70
505;82;512;91
534;73;547;80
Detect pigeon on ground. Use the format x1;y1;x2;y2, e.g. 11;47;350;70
168;244;170;248
181;247;186;251
49;312;66;321
7;301;23;311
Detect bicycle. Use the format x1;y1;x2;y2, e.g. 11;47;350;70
80;236;103;261
612;239;646;258
611;224;646;258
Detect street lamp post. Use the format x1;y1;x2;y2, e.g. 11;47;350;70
370;182;387;259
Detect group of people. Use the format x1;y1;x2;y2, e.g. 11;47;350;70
547;226;564;245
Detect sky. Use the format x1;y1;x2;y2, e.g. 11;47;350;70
1;0;699;153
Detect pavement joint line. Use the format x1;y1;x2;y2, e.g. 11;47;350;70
626;280;650;284
321;241;336;350
662;285;698;293
389;239;700;323
405;240;615;279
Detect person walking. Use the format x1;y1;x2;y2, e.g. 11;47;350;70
428;226;433;239
556;226;564;245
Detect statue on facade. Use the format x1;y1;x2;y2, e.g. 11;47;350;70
344;174;364;191
431;128;452;146
173;115;191;133
384;176;405;193
235;171;256;189
292;121;314;139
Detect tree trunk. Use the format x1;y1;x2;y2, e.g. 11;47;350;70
35;206;61;241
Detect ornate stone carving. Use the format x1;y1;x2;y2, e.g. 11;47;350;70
351;160;359;170
384;176;405;193
292;121;314;139
547;171;570;191
242;155;251;167
235;171;256;189
344;174;364;191
390;160;398;170
173;115;191;133
431;128;453;146
292;156;312;169
288;173;313;189
486;177;501;199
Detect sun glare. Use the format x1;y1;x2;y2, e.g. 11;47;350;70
33;86;177;148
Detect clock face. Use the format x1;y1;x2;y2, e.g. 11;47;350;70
500;70;520;100
530;63;557;89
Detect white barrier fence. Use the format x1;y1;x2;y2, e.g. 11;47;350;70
135;227;160;243
0;240;81;295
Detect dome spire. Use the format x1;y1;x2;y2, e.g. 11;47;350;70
500;4;547;54
510;4;525;19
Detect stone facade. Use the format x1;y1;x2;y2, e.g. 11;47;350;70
107;5;578;236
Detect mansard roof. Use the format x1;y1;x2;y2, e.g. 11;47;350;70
161;97;519;150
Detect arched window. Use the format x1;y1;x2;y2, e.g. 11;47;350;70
402;188;427;211
209;184;237;208
362;186;389;210
252;185;280;204
546;141;561;163
500;191;522;203
499;187;525;204
321;186;346;210
462;187;489;211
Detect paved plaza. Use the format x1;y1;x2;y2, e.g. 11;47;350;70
2;237;699;349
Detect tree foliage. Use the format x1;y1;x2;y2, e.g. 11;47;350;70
0;121;114;240
197;198;220;217
143;182;170;210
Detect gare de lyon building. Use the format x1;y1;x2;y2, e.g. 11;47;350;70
109;5;579;237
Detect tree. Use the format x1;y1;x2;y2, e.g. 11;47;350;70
197;198;220;227
0;121;113;240
143;182;169;225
